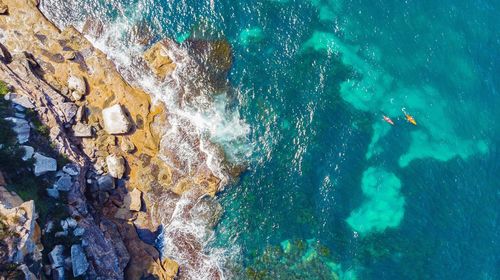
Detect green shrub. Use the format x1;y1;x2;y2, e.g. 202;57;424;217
0;80;9;96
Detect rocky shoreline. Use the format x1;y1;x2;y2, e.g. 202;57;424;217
0;0;232;279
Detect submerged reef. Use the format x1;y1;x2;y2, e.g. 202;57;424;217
346;167;405;235
235;238;357;280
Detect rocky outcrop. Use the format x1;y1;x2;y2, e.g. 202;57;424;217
0;0;238;278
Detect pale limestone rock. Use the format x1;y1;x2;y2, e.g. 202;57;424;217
33;153;57;176
4;92;34;108
73;122;92;137
68;75;86;101
106;154;125;179
120;136;135;153
102;104;131;134
124;188;142;211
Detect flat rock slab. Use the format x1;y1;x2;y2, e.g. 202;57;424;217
33;153;57;176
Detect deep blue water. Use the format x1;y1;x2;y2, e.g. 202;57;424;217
42;0;500;279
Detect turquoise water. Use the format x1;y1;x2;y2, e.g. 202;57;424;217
42;0;499;278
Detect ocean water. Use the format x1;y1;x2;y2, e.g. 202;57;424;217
40;0;499;279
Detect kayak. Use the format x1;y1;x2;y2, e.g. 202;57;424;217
383;115;395;125
401;108;417;125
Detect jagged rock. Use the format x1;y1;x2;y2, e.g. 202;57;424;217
59;102;78;123
49;245;65;269
120;136;136;153
143;40;176;80
94;157;106;174
21;145;34;160
4;92;34;108
33;153;57;176
71;244;89;277
73;122;92;137
106;154;126;179
68;75;86;101
102;104;131;134
76;105;85;122
97;175;115;192
4;117;30;143
0;1;8;15
124;188;142;211
62;163;79;176
54;174;72;191
46;187;59;199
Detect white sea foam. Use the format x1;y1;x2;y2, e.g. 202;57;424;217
40;1;249;278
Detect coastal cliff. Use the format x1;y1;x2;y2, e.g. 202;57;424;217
0;0;230;279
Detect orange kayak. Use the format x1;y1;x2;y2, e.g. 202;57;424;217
406;115;417;125
402;107;417;125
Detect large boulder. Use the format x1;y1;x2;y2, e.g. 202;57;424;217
54;174;72;191
33;153;57;176
124;188;142;211
102;104;131;134
4;117;30;143
67;75;86;101
71;244;89;277
106;154;126;179
4;92;34;109
143;40;176;80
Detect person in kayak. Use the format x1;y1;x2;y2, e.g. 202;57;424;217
382;114;395;125
401;107;417;125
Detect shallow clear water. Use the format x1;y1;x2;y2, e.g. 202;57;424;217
41;0;499;279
